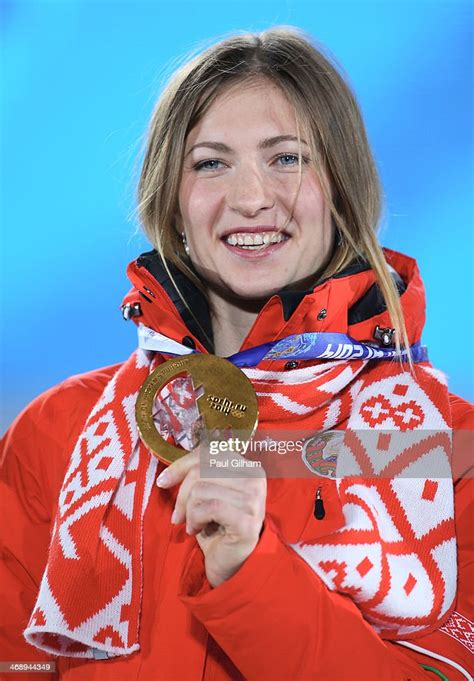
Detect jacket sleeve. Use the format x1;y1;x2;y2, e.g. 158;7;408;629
0;394;63;678
0;372;112;677
179;517;431;681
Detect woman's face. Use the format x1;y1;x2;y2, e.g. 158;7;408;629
178;79;334;301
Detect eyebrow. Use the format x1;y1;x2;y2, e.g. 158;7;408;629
185;135;309;157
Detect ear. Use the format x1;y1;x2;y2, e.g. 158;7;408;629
174;212;184;235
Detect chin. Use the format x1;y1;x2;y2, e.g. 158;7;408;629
197;265;293;303
224;281;284;301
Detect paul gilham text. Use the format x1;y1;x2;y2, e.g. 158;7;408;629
209;458;262;469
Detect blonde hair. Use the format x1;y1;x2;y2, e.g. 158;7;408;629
137;26;411;360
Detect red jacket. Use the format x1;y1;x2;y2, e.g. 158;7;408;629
1;249;472;680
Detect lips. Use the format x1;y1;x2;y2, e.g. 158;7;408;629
220;229;290;259
225;231;289;248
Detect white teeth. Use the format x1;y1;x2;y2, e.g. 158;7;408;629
224;231;288;248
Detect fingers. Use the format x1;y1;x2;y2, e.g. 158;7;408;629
185;496;259;539
178;480;258;526
173;472;265;525
171;464;201;524
155;448;200;488
154;444;267;534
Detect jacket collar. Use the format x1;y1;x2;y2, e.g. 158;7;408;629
122;248;425;354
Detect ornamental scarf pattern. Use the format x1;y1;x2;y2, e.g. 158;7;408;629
24;349;455;657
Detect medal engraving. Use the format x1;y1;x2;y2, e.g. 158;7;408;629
136;354;258;464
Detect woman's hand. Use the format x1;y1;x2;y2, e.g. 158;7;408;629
156;447;267;587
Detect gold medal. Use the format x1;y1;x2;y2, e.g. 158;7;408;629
135;354;258;464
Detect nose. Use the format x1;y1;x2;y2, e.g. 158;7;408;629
226;163;275;217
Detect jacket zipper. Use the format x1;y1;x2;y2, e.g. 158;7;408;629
314;486;326;520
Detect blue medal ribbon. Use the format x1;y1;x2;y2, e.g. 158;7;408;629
138;325;428;367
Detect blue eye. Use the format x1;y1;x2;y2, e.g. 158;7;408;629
194;159;224;171
276;154;309;167
277;154;300;166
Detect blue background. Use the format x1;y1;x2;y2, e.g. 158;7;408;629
1;0;473;433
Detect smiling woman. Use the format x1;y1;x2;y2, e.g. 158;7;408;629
1;25;472;681
138;29;410;359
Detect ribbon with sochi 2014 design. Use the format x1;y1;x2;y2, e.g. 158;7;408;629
137;324;428;366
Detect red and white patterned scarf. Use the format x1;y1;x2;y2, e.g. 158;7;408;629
24;347;455;657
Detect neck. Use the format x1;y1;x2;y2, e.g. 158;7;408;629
208;290;268;356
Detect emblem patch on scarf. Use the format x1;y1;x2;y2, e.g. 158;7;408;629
301;431;345;478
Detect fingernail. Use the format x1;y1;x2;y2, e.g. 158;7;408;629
171;508;179;524
156;470;169;488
